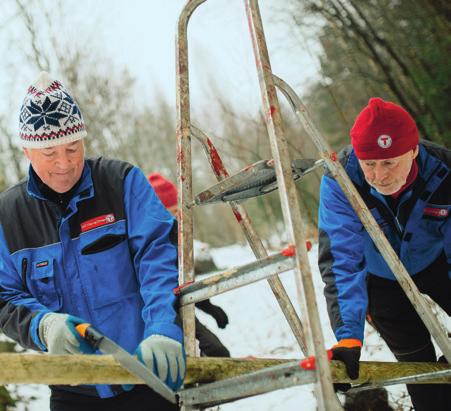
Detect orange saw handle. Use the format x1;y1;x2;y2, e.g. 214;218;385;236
75;323;104;349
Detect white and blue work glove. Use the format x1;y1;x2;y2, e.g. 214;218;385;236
39;313;95;354
136;334;186;390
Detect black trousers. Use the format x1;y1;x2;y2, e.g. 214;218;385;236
50;385;179;411
195;318;230;357
367;261;451;411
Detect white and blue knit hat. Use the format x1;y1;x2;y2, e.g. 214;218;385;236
19;71;87;148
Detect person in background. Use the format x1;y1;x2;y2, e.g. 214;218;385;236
318;98;450;410
0;72;184;411
148;173;230;358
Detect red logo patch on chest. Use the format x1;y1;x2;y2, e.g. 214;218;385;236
423;207;448;218
81;213;116;232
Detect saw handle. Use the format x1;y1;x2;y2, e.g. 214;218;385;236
75;323;104;349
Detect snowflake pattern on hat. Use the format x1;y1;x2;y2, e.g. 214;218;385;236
19;72;87;148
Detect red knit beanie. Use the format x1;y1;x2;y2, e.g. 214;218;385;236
147;173;178;209
350;98;419;160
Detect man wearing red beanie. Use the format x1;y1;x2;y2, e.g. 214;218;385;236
318;98;450;410
148;173;230;358
148;173;179;215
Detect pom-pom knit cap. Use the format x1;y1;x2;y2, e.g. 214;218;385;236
19;71;87;148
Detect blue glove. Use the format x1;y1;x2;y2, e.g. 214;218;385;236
136;334;185;390
38;313;95;354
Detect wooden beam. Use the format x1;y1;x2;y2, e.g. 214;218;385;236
0;354;449;386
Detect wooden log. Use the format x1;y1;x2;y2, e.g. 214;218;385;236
0;354;449;386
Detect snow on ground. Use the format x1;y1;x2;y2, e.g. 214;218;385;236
16;243;417;410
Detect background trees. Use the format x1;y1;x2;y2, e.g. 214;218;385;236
283;0;451;149
1;0;449;248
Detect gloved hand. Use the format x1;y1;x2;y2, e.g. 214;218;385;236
209;305;229;329
195;300;229;329
136;334;185;390
300;338;362;392
331;339;362;379
39;313;95;354
331;339;362;392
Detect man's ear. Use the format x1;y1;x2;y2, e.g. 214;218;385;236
412;145;419;159
23;147;30;160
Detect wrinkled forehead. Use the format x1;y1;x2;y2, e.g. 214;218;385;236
26;139;84;153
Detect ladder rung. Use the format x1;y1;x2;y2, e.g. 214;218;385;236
179;360;315;407
177;246;297;305
193;158;323;205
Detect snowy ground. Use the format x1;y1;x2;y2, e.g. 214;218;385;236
12;242;449;410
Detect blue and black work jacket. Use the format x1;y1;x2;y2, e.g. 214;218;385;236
318;141;450;342
0;157;181;398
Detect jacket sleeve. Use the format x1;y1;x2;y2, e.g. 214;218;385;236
124;167;183;344
0;227;50;351
318;175;368;342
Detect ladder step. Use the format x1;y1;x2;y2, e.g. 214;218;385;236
179;360;316;407
193;158;323;205
176;245;297;305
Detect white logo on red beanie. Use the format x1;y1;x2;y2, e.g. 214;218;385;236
377;134;392;148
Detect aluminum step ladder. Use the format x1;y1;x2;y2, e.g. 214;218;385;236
176;1;340;409
175;0;450;409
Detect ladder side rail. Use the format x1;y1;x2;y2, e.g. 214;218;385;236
191;125;307;353
176;0;208;360
273;75;451;362
179;361;316;407
348;369;451;394
245;1;342;409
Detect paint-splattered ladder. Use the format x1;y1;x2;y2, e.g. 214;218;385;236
175;0;450;410
176;1;341;410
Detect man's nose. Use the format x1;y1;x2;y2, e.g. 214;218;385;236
373;164;388;182
55;153;71;169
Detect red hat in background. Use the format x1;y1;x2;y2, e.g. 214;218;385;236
147;172;178;209
350;97;419;160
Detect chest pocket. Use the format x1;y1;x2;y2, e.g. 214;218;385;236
29;260;62;311
78;226;138;310
408;203;447;252
81;234;127;255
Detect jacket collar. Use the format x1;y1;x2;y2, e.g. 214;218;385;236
27;160;93;203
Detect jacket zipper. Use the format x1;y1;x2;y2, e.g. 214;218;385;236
21;257;28;290
373;197;403;239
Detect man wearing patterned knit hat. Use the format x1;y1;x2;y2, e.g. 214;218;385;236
148;173;230;358
318;98;450;410
0;72;184;411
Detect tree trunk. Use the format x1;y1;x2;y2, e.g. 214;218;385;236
0;354;449;386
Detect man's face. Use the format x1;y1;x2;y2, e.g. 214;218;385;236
358;146;419;195
24;140;85;193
